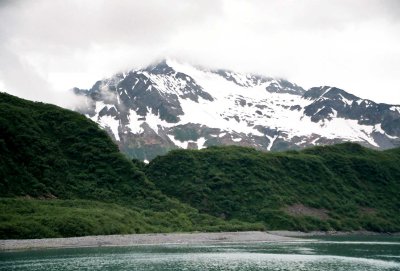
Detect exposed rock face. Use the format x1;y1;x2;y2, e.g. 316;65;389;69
74;59;400;160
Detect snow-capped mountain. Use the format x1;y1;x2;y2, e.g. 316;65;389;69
74;59;400;161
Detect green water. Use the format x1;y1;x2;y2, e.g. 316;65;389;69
1;236;400;270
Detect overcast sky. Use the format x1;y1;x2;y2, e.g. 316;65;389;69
0;0;399;107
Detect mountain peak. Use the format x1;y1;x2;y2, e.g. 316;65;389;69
303;86;358;101
145;59;175;75
73;62;400;160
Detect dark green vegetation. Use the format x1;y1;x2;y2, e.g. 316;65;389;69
1;92;399;239
0;93;262;239
0;198;260;239
147;144;400;232
0;92;149;201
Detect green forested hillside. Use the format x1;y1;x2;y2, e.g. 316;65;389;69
0;92;144;200
1;92;399;239
0;92;262;238
146;144;400;232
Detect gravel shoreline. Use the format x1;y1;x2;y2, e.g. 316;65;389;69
0;231;302;251
268;230;400;237
3;230;397;251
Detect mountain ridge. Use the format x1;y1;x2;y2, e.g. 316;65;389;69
74;59;400;160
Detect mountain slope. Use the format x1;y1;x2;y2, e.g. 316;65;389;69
146;143;400;232
0;91;149;202
0;92;262;238
74;59;400;160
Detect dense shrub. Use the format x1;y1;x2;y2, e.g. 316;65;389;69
146;144;400;232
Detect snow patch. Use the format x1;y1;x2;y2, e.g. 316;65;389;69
339;94;353;106
128;109;144;134
330;109;338;118
167;135;207;149
266;135;278;151
320;87;331;97
168;134;188;149
373;123;385;134
98;116;120;141
389;106;400;113
144;108;175;133
232;137;242;142
373;123;398;139
196;137;207;149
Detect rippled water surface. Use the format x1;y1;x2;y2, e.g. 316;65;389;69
1;235;400;271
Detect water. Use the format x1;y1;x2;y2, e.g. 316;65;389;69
1;236;400;270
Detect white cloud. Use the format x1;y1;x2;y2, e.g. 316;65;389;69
0;0;399;107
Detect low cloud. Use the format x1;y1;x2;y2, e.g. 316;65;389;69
0;0;399;107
